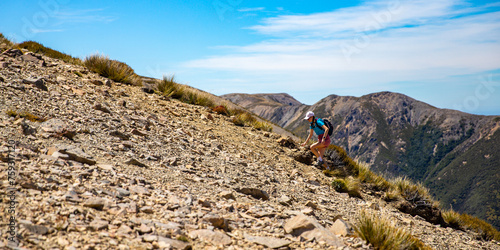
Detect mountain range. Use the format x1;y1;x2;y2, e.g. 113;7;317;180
222;92;500;230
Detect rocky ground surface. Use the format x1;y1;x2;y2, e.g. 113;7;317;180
1;49;500;249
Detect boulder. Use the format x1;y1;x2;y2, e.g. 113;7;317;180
83;197;106;210
23;77;48;91
235;187;269;200
188;229;232;246
244;233;291;249
284;213;344;247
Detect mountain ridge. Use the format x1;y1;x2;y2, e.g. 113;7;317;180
1;36;499;248
222;91;500;230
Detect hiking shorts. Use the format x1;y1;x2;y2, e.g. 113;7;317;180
318;134;331;147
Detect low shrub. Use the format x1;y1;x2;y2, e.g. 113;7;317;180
212;105;229;116
84;54;142;86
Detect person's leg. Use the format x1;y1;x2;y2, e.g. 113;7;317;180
318;146;329;170
310;142;321;159
319;135;331;169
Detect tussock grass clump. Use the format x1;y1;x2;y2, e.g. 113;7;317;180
459;213;500;241
156;76;273;132
332;177;362;198
6;109;46;122
327;145;390;191
442;209;462;229
84;54;142;86
157;75;214;107
388;176;437;207
232;110;272;132
0;33;15;51
355;211;430;250
326;144;500;241
18;41;82;65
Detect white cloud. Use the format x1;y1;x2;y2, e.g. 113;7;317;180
237;7;265;12
53;8;117;24
31;29;64;34
183;0;500;113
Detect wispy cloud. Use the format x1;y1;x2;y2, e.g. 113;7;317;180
185;0;500;77
53;8;117;25
238;7;265;12
183;0;500;112
31;29;64;34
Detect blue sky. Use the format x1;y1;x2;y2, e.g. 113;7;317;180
1;0;499;115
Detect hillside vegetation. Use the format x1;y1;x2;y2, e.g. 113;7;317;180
1;34;499;249
223;91;500;231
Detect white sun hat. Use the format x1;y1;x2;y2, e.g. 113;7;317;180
304;111;314;120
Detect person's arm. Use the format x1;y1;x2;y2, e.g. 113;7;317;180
302;129;314;147
321;125;329;138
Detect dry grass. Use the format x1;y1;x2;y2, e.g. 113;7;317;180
459;213;500;241
388;176;439;208
157;76;272;132
326;144;500;242
18;41;82;65
6;109;46;122
157;75;215;107
84;54;142;86
332;177;362;198
355;210;430;250
442;209;462;229
0;33;15;52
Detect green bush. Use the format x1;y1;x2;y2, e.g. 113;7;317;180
84;54;142;86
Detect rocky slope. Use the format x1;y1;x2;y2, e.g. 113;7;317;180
1;49;500;250
222;92;500;230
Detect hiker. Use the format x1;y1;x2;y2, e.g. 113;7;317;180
301;111;330;170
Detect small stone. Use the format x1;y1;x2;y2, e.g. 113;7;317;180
125;158;148;168
89;220;109;231
219;191;235;200
244;233;291;249
129;185;150;195
110;130;130;140
301;207;314;215
58;238;70;247
23;77;48;91
329;218;351;236
157;236;191;250
188;229;232;246
203;214;228;230
93;103;111;113
22;222;50;235
83;197;106;210
137;224;152;234
279;195;292;206
131;128;147;137
235;187;269;200
140;206;154;214
117;225;132;235
116;187;130;197
142;234;158;243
